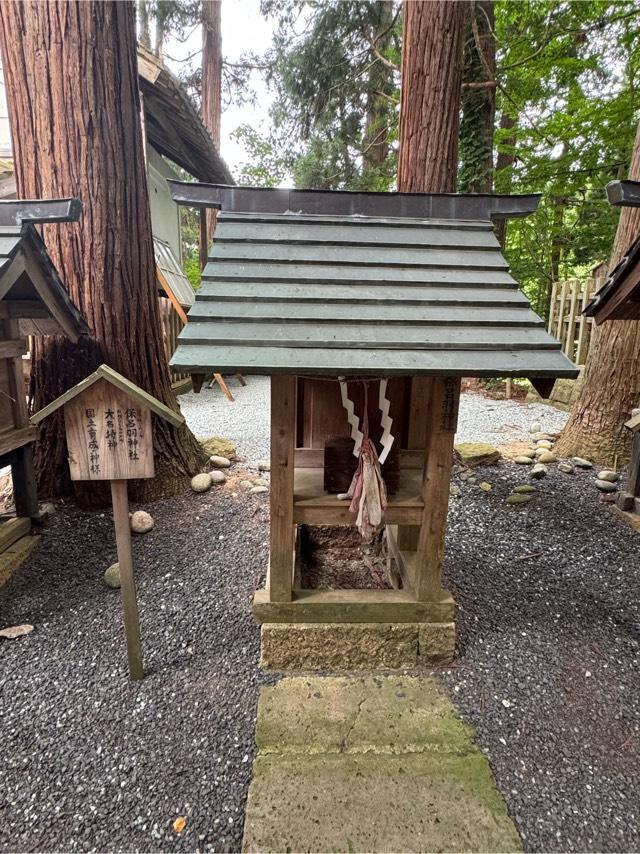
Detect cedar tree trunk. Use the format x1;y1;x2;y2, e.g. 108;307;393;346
459;0;495;193
0;0;205;503
555;121;640;466
494;110;517;247
202;0;222;240
362;0;394;176
397;0;466;193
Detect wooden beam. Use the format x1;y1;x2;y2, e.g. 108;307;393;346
0;516;30;554
269;375;296;602
414;376;460;601
11;445;39;519
156;265;188;324
199;207;208;271
628;432;640;498
0;339;27;359
0;426;36;457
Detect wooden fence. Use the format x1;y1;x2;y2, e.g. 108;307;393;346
159;297;189;385
547;276;604;366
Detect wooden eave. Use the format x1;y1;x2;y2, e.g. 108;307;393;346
0;224;88;341
137;44;233;184
30;364;184;427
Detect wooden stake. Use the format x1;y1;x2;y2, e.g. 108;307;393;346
269;375;296;602
110;479;143;680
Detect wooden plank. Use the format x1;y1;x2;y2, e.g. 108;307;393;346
576;278;594;365
215;220;500;249
628;432;640;497
202;262;518;287
565;278;580;358
213;373;234;401
414;377;460;601
170;343;579;379
0;358;14;433
253;586;454;624
269;375;296;602
64;380;155;481
180;321;559;351
0;301;50;320
212;241;509;270
156;266;188;324
110;479;144;680
6;322;28;425
189;301;543;326
0;425;36;456
555;280;569;353
0;534;40;587
0;516;30;553
547;280;558;334
0;339;27;360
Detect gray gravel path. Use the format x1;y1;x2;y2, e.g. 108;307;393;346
441;461;640;852
179;380;567;465
0;480;271;853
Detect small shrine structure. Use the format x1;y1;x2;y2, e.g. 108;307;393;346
0;199;88;564
169;183;578;669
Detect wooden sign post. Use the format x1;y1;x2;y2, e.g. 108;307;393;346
31;364;185;680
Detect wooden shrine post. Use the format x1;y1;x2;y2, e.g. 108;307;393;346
269;375;297;602
31;364;184;680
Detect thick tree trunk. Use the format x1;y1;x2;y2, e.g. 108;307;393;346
397;0;466;193
202;0;223;241
555;122;640;465
459;0;495;193
494;110;517;247
0;0;205;503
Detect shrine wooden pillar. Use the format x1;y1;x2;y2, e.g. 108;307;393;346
268;375;297;602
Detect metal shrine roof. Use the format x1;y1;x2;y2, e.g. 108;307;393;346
169;190;578;384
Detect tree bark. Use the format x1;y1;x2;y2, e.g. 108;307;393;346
494;110;517;247
362;0;394;176
397;0;466;193
201;0;223;241
459;0;495;193
0;0;205;503
555;121;640;465
137;0;151;50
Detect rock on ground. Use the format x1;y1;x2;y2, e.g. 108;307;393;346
130;510;154;534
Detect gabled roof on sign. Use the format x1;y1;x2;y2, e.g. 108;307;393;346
169;188;578;383
31;364;185;427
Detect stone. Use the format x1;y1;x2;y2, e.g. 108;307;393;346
130;510;154;534
243;676;522;854
104;562;121;588
418;623;456;665
514;455;534;465
240;479;254;490
479;481;492;492
532;431;554;441
600;493;617;504
454;442;500;467
558;462;574;474
250;486;269;495
506;493;532;505
598;470;620;483
210;470;227;484
254;477;269;487
200;436;236;460
39;502;56;515
572;457;593;469
449;484;461;497
513;484;536;493
0;624;34;640
537;450;557;464
209;455;231;469
260;623;419;671
617;492;635;511
530;463;547;479
190;472;213;493
521;448;537;458
536;439;553;449
258;460;271;472
529;421;542;434
595;479;618;493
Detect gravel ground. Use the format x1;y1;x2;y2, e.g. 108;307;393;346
0;476;271;853
441;460;640;852
178;379;568;465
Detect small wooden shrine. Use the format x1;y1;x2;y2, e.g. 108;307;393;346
0;199;88;564
169;184;578;669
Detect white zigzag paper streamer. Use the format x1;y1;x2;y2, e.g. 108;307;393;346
339;378;364;458
378;378;394;464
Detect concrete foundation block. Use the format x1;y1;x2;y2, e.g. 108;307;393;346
260;622;419;671
418;622;456;665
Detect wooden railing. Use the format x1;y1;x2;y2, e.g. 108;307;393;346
547;276;603;366
159;297;189;385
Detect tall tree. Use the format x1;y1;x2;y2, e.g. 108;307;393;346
459;0;496;193
397;0;466;193
0;0;204;501
202;0;223;149
555;122;640;465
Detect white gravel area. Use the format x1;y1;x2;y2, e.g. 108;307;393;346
179;379;569;464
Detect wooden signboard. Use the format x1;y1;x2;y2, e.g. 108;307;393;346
31;365;184;680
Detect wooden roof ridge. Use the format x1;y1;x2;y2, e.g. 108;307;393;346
31;364;185;427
